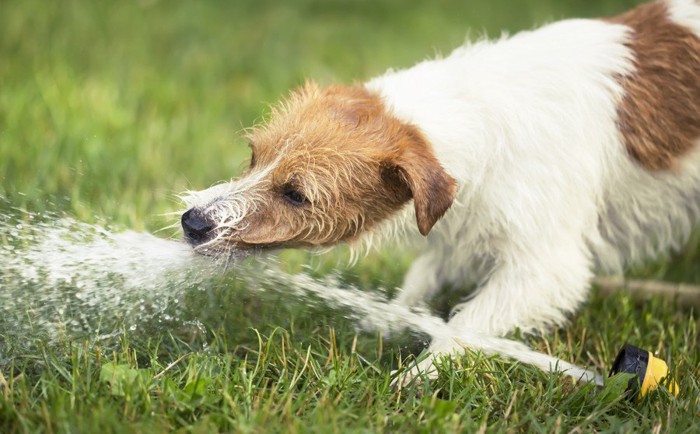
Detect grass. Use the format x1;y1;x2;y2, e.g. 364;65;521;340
0;0;698;432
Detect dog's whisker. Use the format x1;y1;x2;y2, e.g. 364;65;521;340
154;222;181;234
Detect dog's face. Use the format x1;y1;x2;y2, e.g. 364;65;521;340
181;82;456;257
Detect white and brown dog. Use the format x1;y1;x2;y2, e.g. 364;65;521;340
182;0;700;377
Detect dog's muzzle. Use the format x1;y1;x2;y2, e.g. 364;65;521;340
181;208;216;245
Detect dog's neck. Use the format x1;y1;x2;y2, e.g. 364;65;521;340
365;18;636;189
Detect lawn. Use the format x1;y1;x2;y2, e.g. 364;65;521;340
0;0;698;432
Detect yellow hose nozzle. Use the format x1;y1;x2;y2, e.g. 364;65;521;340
609;344;679;398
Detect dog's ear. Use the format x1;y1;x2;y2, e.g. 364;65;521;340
321;84;381;127
389;125;457;236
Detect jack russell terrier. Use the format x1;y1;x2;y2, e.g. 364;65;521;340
181;0;700;380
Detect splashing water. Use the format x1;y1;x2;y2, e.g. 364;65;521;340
251;272;603;384
0;208;216;352
0;204;602;384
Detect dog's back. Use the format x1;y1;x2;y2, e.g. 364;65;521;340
368;0;700;275
362;0;700;337
595;0;700;271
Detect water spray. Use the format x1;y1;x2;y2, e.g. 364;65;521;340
5;204;695;401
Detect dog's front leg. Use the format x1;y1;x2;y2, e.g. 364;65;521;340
446;237;592;336
393;252;443;308
396;237;593;386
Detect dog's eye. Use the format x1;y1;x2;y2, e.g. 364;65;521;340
282;187;308;206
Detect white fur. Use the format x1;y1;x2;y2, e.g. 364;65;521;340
364;0;700;366
667;0;700;36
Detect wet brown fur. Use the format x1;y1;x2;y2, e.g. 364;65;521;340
230;83;456;249
607;1;700;171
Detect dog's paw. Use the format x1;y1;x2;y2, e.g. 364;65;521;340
390;337;470;390
390;355;439;390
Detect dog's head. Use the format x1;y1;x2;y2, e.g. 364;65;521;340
181;82;456;257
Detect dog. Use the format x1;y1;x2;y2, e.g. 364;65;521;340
181;0;700;381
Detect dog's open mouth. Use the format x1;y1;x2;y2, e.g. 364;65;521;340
190;239;283;257
181;205;301;258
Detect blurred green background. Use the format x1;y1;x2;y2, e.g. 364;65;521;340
0;0;641;232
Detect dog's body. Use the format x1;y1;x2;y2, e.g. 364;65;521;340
182;0;700;376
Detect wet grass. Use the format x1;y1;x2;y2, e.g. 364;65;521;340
0;286;698;433
1;0;698;432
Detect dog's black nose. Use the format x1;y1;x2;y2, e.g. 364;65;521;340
181;209;215;243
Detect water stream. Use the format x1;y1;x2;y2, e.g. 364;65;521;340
0;204;602;384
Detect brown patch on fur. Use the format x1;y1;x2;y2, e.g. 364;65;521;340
606;1;700;171
227;82;456;249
